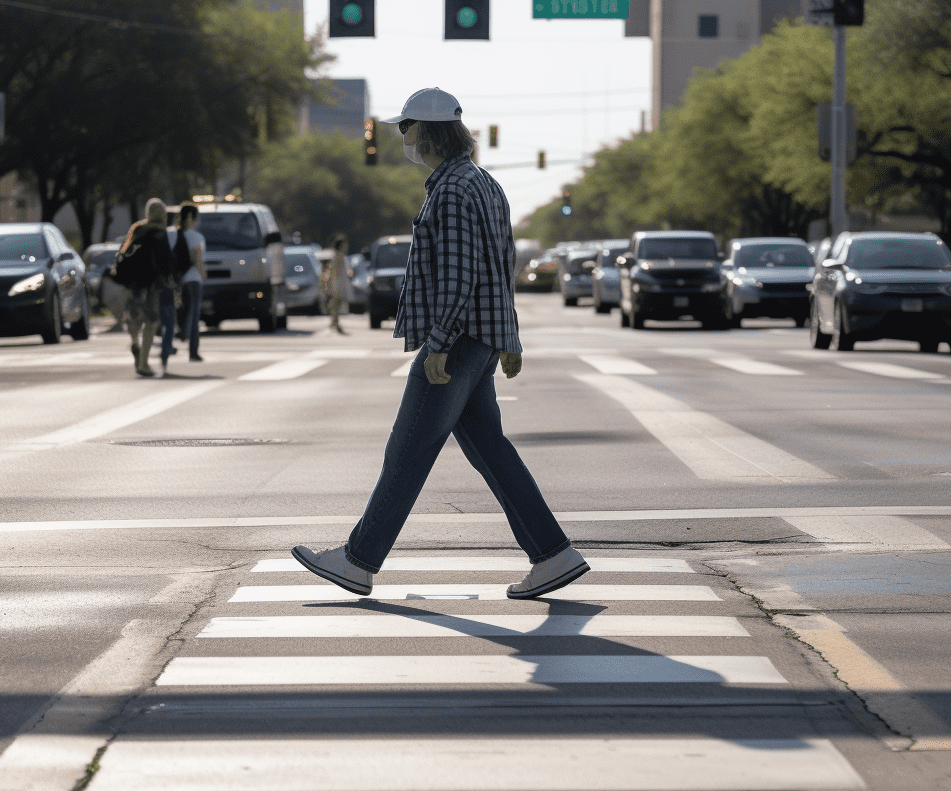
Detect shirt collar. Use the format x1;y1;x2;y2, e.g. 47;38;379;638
424;153;471;193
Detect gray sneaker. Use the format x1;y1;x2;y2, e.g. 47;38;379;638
507;546;590;600
291;545;373;596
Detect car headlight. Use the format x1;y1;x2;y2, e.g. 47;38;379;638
8;272;45;297
563;273;572;282
731;276;758;288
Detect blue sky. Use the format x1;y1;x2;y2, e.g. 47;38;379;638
303;0;652;225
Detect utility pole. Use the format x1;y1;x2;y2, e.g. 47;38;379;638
830;25;847;238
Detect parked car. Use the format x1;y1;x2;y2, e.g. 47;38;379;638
591;239;630;313
618;230;727;329
810;231;951;353
0;222;90;343
280;245;324;319
347;251;370;314
559;246;599;306
722;237;814;327
81;241;121;311
367;234;412;329
515;249;560;292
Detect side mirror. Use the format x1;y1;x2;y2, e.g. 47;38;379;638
264;231;282;245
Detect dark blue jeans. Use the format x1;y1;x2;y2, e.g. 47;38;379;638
346;333;571;573
159;287;176;361
182;281;202;357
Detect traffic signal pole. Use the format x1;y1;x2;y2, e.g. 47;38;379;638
831;24;847;238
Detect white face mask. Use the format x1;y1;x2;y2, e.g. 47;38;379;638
403;142;427;166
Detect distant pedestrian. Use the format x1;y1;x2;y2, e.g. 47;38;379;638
119;198;174;377
292;88;589;599
165;202;206;370
327;233;349;334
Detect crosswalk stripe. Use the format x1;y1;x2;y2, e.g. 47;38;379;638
836;360;945;380
250;557;695;573
709;356;802;375
87;737;865;791
390;358;415;377
578;354;657;375
237;358;329;380
228;584;722;602
157;654;788;686
197;614;749;638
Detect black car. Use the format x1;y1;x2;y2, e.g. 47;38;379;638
618;231;727;329
810;231;951;353
722;237;814;327
0;222;90;344
367;234;412;329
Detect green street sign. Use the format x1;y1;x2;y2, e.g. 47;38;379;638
533;0;629;19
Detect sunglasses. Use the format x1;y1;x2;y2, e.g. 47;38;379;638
398;119;417;135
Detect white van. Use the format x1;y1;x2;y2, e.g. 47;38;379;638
193;202;286;332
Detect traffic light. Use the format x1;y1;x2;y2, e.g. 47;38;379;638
832;0;863;26
364;117;377;166
488;125;498;148
561;191;572;216
445;0;489;40
537;150;546;169
329;0;375;37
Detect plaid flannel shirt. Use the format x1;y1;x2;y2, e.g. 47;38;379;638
394;153;522;355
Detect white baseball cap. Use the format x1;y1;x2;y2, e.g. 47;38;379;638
382;87;463;124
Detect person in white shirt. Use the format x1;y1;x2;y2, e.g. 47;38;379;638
167;203;206;364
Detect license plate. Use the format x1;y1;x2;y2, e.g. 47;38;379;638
901;298;923;312
673;296;689;308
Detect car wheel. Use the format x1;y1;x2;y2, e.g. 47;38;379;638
564;297;578;307
794;314;808;328
631;307;645;330
369;310;384;329
41;292;62;344
594;292;611;314
619;307;630;328
809;298;831;349
724;298;742;329
276;315;288;330
68;292;91;341
831;300;854;351
919;338;939;354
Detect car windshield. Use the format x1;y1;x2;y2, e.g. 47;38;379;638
599;246;629;268
567;252;598;274
847;239;951;270
0;233;48;265
373;242;411;270
196;212;264;251
285;252;313;275
639;238;718;260
734;244;813;268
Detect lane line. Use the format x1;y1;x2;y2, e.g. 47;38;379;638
782;515;950;550
3;506;950;533
227;584;722;603
87;737;865;790
576;374;835;482
709;357;802;376
578;354;657;375
156;655;787;686
237;358;328;381
197;614;749;639
7;381;224;451
836;360;944;380
251;557;695;573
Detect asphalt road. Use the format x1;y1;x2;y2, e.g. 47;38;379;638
1;295;950;790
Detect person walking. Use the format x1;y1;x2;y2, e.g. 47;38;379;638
292;87;589;600
119;198;174;377
327;233;349;334
166;202;206;369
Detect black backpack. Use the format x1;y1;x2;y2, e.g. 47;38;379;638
107;241;148;288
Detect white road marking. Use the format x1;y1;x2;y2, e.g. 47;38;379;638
156;654;786;686
576;374;835;482
250;557;695;573
227;584;722;603
389;358;415;377
783;515;950;550
237;358;328;380
709;357;802;376
87;737;865;791
578;354;657;375
836;360;945;380
7;381;224;451
3;506;951;533
197;614;749;639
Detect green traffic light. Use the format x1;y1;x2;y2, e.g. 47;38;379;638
456;7;478;28
341;3;363;25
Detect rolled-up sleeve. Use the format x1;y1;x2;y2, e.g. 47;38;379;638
426;188;477;353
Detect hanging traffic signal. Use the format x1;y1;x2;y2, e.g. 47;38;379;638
445;0;489;40
561;190;572;216
537;151;546;169
832;0;863;26
488;125;498;148
364;117;377;165
329;0;375;37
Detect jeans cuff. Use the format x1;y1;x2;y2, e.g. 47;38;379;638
530;539;572;565
344;545;380;574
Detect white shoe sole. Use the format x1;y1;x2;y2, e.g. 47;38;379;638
291;546;372;596
506;560;590;600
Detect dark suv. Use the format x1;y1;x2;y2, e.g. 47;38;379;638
367;234;412;329
618;231;727;329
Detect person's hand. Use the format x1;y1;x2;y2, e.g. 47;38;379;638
424;351;451;385
500;352;522;378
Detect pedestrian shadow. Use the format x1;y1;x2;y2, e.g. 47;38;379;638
157;372;225;380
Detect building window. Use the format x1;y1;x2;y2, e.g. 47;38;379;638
698;15;719;38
